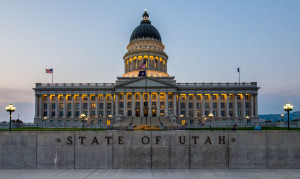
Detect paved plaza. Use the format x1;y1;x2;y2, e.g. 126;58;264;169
1;169;300;179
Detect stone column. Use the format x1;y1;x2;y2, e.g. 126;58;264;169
193;94;197;118
209;94;213;115
115;93;119;116
132;93;135;117
79;94;82;116
71;94;74;118
111;94;114;117
157;93;160;117
226;94;230;118
234;94;238;118
201;94;205;117
165;93;168;117
35;94;38;118
63;94;67;118
185;94;189;117
218;94;221;118
47;94;50;118
242;93;246;118
131;59;134;72
87;94;91;118
178;94;181;116
250;94;254;118
103;94;106;117
95;94;99;118
55;94;58;118
141;93;144;117
255;94;258;117
173;93;177;116
148;92;152;117
124;93;127;117
39;95;42;118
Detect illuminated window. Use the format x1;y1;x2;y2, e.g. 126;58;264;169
99;96;103;101
160;110;164;116
152;94;156;99
59;103;64;109
136;94;140;99
75;96;79;101
59;96;63;100
213;95;217;100
197;95;201;100
188;95;193;100
160;102;164;108
180;95;185;100
182;120;186;125
152;102;156;108
128;94;132;99
144;94;148;99
83;96;87;100
107;120;111;125
91;103;96;109
205;95;209;100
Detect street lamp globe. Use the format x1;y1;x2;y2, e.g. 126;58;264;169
6;104;16;131
281;114;284;121
80;114;86;130
283;103;293;130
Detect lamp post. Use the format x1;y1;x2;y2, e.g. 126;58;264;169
6;104;16;131
43;117;47;126
283;103;293;130
208;113;213;130
80;114;86;131
281;114;284;121
246;116;250;126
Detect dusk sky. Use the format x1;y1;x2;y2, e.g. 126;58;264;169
0;0;300;122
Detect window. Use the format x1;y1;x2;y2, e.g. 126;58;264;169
44;96;47;101
91;96;96;101
75;96;79;101
188;95;193;100
128;102;132;108
75;103;80;109
52;96;55;101
229;111;233;116
107;120;111;125
168;94;172;99
221;111;225;117
221;103;225;108
44;111;47;117
59;111;63;117
91;103;96;109
83;96;88;101
221;95;225;100
160;110;165;116
180;103;185;108
126;94;131;99
52;111;55;117
83;103;88;109
50;120;54;125
75;111;79;117
59;96;63;100
59;103;64;109
196;103;201;108
74;120;78;124
197;110;201;116
188;103;193;109
168;110;173;115
99;111;104;117
119;102;124;108
205;111;209;116
180;111;185;115
58;120;62;125
152;102;156;108
91;111;95;117
205;95;209;100
98;120;102;125
127;110;132;116
213;111;217;116
168;102;173;108
52;103;55;109
67;96;72;100
107;103;111;109
205;102;209;109
229;95;233;100
136;102;140;108
237;95;241;100
213;95;217;100
44;103;47;109
238;110;241;116
107;96;111;101
99;103;103;109
213;103;217;108
67;103;71;109
144;102;148;107
238;102;241;108
144;94;148;99
67;111;71;117
90;120;94;125
197;95;201;100
135;94;140;99
152;94;156;99
99;96;104;101
246;110;249;116
245;95;249;100
245;102;249;108
160;102;165;108
180;95;185;100
229;103;233;109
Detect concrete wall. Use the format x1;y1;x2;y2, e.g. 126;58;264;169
0;131;300;169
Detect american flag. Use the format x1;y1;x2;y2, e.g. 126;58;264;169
139;60;146;69
46;69;53;73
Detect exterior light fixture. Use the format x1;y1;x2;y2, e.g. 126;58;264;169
283;103;293;130
6;104;16;131
80;113;86;131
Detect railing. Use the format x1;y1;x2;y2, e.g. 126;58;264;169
36;83;115;88
177;82;257;87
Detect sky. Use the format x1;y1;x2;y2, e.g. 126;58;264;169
0;0;300;122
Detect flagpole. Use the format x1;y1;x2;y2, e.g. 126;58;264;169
239;70;240;85
52;72;53;84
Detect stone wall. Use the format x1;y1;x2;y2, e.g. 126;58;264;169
0;131;299;169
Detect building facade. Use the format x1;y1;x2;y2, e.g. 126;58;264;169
34;11;259;126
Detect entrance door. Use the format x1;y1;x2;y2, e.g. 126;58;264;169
152;109;156;117
136;109;140;116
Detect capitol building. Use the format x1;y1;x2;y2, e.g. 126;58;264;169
34;10;259;127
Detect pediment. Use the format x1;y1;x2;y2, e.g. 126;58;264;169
116;78;175;88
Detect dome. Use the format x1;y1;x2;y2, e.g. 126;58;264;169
129;10;162;43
